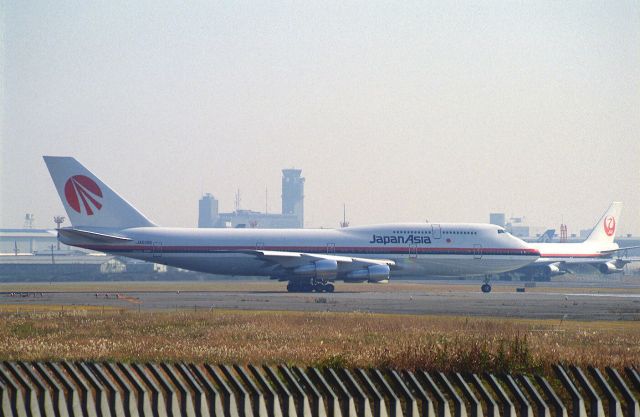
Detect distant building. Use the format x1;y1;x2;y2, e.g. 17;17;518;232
489;213;506;228
508;225;530;238
216;210;300;229
489;213;530;237
198;169;305;229
198;193;219;228
579;228;592;239
0;229;71;254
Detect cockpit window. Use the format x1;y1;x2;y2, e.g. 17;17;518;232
497;229;506;234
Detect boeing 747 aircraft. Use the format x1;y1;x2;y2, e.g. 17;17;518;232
44;156;539;292
508;202;637;282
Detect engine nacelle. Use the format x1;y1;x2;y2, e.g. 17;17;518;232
293;259;338;279
345;264;390;283
544;263;564;276
598;261;624;274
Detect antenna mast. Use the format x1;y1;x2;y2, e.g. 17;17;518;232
339;204;349;228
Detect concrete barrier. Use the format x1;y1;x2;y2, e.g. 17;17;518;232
468;373;498;417
485;372;515;417
387;370;418;417
249;365;282;417
403;371;434;417
534;374;567;417
517;374;550;417
5;361;40;417
451;373;480;417
417;371;450;417
554;365;587;417
325;368;357;417
77;362;110;417
293;366;327;417
570;366;604;417
607;367;639;417
502;373;532;417
175;363;208;417
0;362;638;417
188;364;225;417
279;365;312;417
307;367;341;417
589;367;622;417
437;372;466;417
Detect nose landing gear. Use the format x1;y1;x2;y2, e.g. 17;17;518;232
481;276;492;293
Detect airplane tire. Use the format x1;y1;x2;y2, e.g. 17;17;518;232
481;283;492;293
318;283;336;293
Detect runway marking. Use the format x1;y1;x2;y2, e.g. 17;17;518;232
556;292;640;299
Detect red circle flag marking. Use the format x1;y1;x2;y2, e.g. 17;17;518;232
603;216;616;236
64;175;103;215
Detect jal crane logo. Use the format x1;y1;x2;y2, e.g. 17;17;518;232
64;175;103;215
603;216;616;237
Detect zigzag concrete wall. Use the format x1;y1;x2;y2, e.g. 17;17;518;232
0;362;638;417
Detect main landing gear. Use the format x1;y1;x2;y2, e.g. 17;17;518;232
481;275;492;293
287;278;335;293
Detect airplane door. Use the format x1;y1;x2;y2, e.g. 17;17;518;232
409;245;418;259
326;243;336;254
473;244;482;259
152;241;163;258
256;242;265;250
432;224;441;239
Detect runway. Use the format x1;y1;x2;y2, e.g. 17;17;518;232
2;279;640;320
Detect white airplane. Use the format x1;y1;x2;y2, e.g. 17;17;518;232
513;202;637;281
44;156;540;292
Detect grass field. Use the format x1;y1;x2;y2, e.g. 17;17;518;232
0;307;637;375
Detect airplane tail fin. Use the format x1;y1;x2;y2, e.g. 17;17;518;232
43;156;156;229
584;202;622;244
537;229;555;242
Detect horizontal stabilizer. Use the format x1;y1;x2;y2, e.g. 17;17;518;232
58;228;132;243
599;245;640;255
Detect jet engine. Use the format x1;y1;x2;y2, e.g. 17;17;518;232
544;263;564;277
293;259;338;279
345;264;390;283
598;261;625;274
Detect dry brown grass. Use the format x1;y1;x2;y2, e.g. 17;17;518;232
0;308;637;375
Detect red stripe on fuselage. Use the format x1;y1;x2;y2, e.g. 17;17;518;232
73;244;540;255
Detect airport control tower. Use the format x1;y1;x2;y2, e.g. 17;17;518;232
282;169;305;228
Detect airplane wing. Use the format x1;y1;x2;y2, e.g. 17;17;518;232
254;250;394;266
241;249;395;282
533;257;633;276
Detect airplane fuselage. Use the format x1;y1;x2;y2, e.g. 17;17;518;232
61;222;539;279
530;242;618;260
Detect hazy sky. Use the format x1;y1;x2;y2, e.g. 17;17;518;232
2;1;639;235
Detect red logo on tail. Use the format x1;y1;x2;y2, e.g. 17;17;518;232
603;216;616;236
64;175;103;215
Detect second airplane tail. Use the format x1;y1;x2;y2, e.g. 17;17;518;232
44;156;156;230
584;201;622;244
